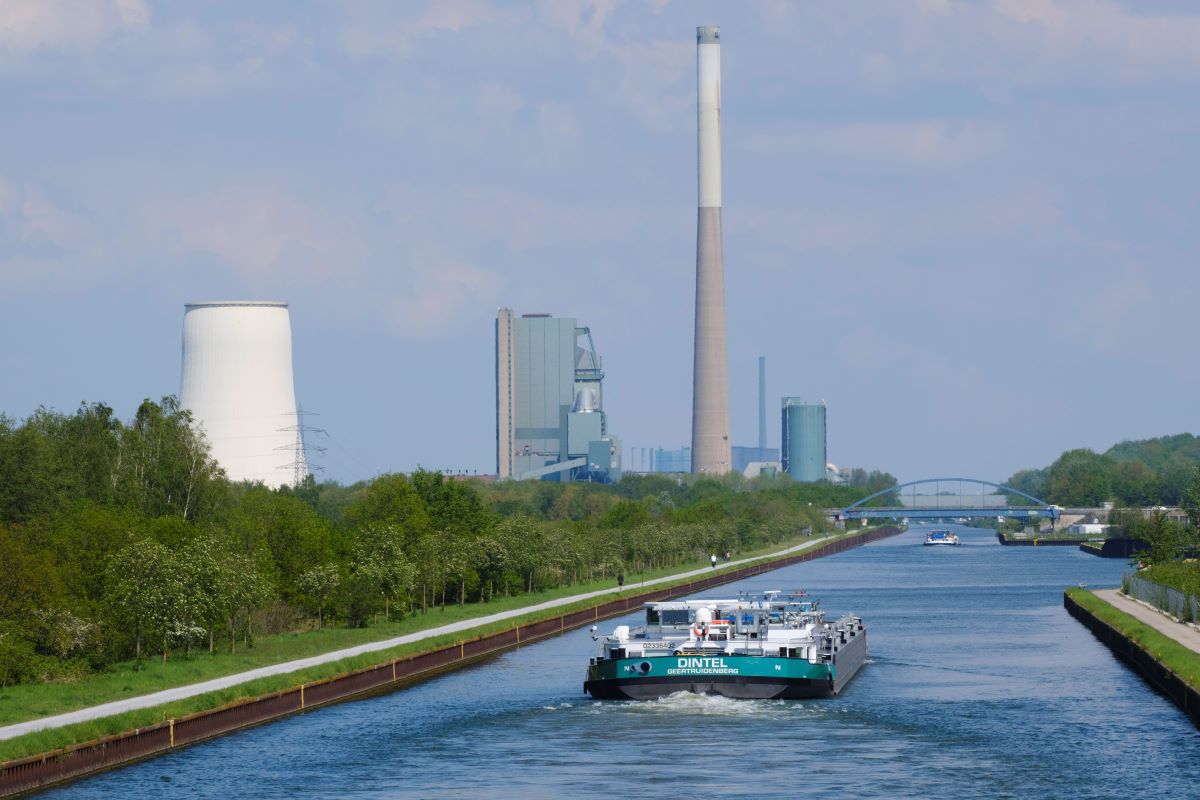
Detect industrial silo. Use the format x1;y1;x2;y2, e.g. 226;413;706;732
179;301;305;486
781;398;826;483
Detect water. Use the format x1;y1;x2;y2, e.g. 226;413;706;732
47;526;1200;799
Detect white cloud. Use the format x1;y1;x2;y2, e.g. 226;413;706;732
0;0;149;53
478;81;524;115
746;119;1006;168
735;183;1060;256
537;101;577;142
0;178;77;246
750;0;1200;88
141;181;363;284
536;0;622;54
338;0;504;58
389;257;501;336
990;0;1200;79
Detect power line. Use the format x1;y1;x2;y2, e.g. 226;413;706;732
276;403;327;486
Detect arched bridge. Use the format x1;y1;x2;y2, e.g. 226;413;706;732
840;478;1061;523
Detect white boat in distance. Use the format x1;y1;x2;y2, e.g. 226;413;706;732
924;529;961;546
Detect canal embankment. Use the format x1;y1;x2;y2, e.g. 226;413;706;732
0;527;902;798
1064;587;1200;728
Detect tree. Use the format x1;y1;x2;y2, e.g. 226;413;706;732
1005;468;1049;503
217;553;272;654
1182;467;1200;529
228;488;334;600
1122;509;1190;566
297;565;340;628
106;539;201;662
1043;449;1113;506
350;524;413;621
411;469;493;535
344;473;431;542
113;397;226;523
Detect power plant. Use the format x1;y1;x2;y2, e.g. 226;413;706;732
179;301;306;487
691;24;732;475
495;308;621;482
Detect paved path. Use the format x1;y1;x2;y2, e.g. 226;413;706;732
1093;589;1200;654
0;536;836;741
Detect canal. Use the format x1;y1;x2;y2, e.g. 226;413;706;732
47;525;1200;799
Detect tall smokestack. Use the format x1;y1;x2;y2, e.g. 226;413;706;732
758;356;766;450
691;25;731;475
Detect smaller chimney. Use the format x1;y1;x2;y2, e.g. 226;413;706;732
758;356;767;450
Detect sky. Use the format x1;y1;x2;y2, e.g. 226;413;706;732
1;0;1197;486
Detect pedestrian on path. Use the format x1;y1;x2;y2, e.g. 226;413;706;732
617;573;624;590
710;554;718;569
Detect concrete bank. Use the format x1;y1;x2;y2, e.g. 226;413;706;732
1064;590;1200;729
0;527;901;798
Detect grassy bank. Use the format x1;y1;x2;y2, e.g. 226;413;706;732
0;553;723;728
1066;587;1200;691
0;530;869;763
1139;562;1200;597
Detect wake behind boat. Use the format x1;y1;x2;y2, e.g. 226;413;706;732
924;529;961;546
582;591;866;700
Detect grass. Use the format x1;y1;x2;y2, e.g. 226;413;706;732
0;528;872;764
1066;587;1200;691
1140;561;1200;597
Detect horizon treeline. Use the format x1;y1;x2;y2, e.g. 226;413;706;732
1005;433;1200;508
0;398;893;687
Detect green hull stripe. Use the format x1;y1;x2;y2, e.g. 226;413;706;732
588;655;832;682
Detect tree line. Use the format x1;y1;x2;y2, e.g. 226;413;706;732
0;398;893;687
1005;434;1200;508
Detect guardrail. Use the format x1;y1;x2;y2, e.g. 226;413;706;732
0;527;901;798
1124;574;1199;624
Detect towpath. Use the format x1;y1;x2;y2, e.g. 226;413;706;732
0;535;836;741
1092;589;1200;654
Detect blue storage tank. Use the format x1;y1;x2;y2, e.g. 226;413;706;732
781;399;826;483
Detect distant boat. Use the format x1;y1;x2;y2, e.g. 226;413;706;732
924;529;961;546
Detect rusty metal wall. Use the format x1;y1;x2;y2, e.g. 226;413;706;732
0;527;899;798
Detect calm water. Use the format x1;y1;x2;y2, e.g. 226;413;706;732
48;526;1200;799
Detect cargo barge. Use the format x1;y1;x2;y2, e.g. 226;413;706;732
583;591;866;700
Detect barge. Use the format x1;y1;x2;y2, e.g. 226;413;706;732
583;591;866;700
924;529;961;546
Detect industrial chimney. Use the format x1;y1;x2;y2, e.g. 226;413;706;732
691;25;732;474
179;301;305;486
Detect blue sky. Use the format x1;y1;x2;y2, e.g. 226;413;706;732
2;0;1197;485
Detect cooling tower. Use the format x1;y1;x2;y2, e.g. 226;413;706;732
691;25;732;474
179;301;306;486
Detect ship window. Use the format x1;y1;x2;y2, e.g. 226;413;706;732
660;609;691;625
645;608;660;625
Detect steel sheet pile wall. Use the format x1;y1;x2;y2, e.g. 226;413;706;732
1064;591;1200;729
0;528;899;797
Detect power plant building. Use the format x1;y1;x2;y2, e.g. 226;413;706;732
495;308;621;482
781;399;826;483
179;301;306;487
732;446;779;474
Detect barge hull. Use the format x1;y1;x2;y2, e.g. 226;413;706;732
584;675;833;700
585;631;867;700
